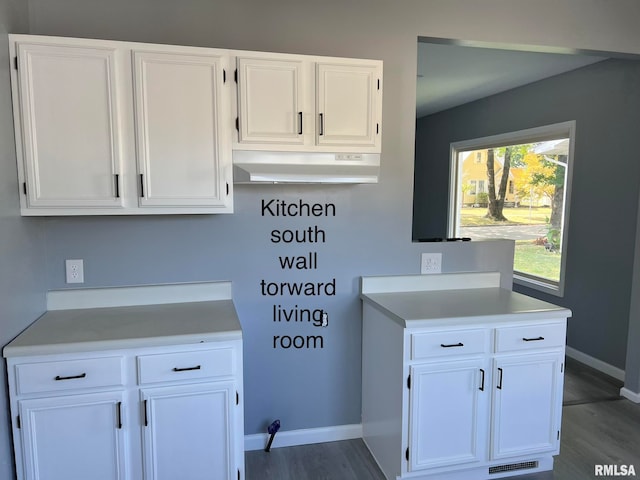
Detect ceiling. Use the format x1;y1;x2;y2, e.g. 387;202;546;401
416;42;607;118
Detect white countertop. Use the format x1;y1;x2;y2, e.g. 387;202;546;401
360;273;571;328
4;282;242;357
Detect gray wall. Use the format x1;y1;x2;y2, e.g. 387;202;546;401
414;59;640;370
0;0;47;478
625;191;640;392
3;0;640;477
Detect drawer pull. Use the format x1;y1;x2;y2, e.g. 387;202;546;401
497;367;503;390
54;373;86;381
479;369;485;391
116;402;122;429
522;336;545;342
440;342;464;348
172;365;201;372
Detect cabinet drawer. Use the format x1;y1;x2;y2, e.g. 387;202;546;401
411;329;488;360
15;356;124;395
495;323;566;353
137;348;235;385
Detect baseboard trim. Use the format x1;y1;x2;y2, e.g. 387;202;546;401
565;346;625;381
620;387;640;404
245;423;363;451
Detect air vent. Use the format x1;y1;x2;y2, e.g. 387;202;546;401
489;461;538;474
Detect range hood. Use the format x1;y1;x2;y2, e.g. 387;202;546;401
232;150;380;184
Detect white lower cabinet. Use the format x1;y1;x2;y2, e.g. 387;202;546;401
140;381;236;480
490;353;564;460
6;342;244;480
408;359;488;471
362;301;568;480
19;391;127;480
404;327;565;479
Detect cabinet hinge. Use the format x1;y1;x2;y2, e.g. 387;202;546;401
22;182;27;195
235;117;239;131
405;447;409;461
407;374;411;389
236;391;239;405
16;415;21;429
234;69;238;83
14;56;18;70
223;69;226;84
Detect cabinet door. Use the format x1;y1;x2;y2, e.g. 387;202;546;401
491;353;564;459
133;50;231;210
408;359;488;471
14;42;124;209
141;381;236;480
316;62;381;148
19;391;126;480
236;57;305;145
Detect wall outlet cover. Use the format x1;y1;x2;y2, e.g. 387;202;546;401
65;259;84;284
421;253;442;274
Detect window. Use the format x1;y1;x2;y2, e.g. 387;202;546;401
449;122;575;296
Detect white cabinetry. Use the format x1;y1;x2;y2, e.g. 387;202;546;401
19;391;127;480
9;35;233;215
316;62;380;148
409;358;488;471
361;273;570;480
234;54;382;152
7;343;243;480
12;40;125;210
4;283;244;480
235;57;305;145
137;346;241;480
132;49;231;210
141;382;236;480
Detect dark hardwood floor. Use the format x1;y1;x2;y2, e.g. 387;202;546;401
245;357;640;480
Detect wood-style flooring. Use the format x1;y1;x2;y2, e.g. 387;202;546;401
245;357;640;480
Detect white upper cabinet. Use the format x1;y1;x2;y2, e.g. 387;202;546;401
233;53;382;153
10;35;384;210
13;41;125;210
236;57;305;145
133;49;231;210
10;35;233;216
316;62;379;148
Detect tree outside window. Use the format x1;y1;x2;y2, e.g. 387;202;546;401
449;122;574;296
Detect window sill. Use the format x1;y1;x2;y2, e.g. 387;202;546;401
514;273;564;297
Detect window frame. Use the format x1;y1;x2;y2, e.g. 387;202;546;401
448;121;576;297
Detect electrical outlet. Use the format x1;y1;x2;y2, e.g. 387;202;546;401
421;253;442;274
65;259;84;284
